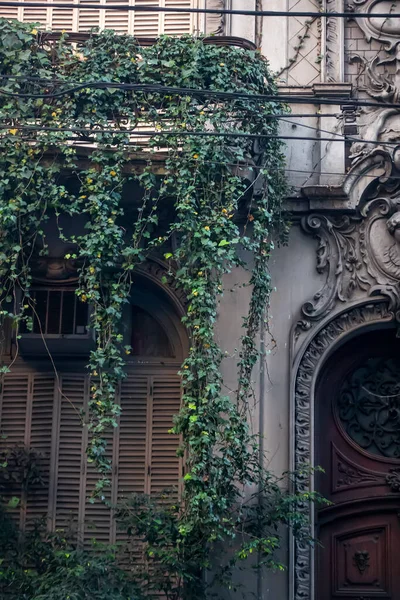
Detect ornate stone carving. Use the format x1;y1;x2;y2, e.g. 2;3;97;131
298;197;400;336
347;0;400;51
325;0;344;82
293;302;394;600
205;0;226;35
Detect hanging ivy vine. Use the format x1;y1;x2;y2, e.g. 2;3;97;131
0;19;324;599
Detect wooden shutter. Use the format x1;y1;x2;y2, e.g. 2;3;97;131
149;375;181;496
0;368;182;544
25;375;56;530
78;0;102;32
20;5;50;28
0;374;30;525
104;0;130;33
163;0;193;36
53;375;87;535
0;0;197;35
82;430;114;546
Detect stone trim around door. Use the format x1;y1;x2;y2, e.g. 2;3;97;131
290;300;395;600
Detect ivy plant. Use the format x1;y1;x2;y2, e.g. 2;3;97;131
0;19;324;598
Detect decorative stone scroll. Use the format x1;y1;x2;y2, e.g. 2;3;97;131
293;301;394;600
347;0;400;51
297;195;400;338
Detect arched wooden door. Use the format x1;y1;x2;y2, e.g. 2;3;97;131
315;329;400;599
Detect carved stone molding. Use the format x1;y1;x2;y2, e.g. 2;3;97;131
347;0;400;51
205;0;226;35
325;0;345;81
297;196;400;341
293;301;394;600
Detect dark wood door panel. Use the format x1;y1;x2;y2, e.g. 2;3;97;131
317;512;400;599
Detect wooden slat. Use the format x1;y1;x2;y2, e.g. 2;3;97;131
25;375;56;529
149;376;181;496
0;374;30;524
0;0;197;35
54;375;87;537
164;0;193;35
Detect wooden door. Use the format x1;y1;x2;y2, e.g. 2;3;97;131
316;329;400;599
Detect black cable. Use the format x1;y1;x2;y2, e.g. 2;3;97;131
0;122;392;145
0;2;399;18
0;78;398;111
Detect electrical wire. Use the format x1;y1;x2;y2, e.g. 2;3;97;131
0;2;399;19
0;122;394;146
0;78;398;111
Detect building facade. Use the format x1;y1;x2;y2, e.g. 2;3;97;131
1;1;400;599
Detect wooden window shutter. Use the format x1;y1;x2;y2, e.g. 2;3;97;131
148;375;181;497
82;426;114;547
0;0;197;35
78;0;102;32
20;5;50;29
53;374;87;536
104;0;130;34
0;374;30;525
24;375;56;530
163;0;193;36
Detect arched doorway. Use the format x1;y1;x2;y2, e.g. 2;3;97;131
0;271;188;546
315;327;400;599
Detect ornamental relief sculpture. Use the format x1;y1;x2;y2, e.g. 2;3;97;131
296;194;400;342
345;0;400;163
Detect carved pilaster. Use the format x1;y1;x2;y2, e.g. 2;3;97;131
205;0;226;35
324;0;345;82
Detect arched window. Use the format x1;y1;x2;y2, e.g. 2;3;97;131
0;274;187;546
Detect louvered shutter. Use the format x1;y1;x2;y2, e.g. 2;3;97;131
0;5;19;20
117;376;148;499
163;0;193;36
0;0;197;35
149;375;181;496
53;375;87;535
25;375;56;530
104;0;130;33
82;431;114;546
78;0;102;32
20;5;50;28
132;0;161;37
0;374;30;525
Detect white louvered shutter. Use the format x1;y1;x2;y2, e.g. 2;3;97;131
149;375;181;496
0;0;197;35
20;5;50;28
104;0;130;33
163;0;193;36
78;0;102;32
25;375;56;530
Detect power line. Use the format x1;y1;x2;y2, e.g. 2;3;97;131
0;122;392;146
0;2;399;19
0;77;398;111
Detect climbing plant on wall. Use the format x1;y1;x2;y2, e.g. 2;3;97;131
0;19;324;599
